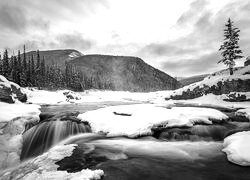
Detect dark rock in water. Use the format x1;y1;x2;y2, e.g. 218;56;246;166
152;122;250;141
39;111;81;123
172;102;239;113
0;85;13;103
10;84;27;102
226;112;250;122
21;113;91;160
0;75;27;103
56;144;109;173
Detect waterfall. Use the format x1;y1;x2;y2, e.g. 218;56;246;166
21;119;91;160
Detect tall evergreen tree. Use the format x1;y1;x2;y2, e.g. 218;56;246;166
16;50;22;84
0;53;2;75
219;18;243;75
27;58;31;86
23;45;27;70
2;49;9;77
31;55;35;86
36;50;40;69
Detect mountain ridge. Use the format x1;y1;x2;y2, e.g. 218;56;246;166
23;49;181;91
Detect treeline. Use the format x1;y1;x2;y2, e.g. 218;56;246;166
0;46;113;91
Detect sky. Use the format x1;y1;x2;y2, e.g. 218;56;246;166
0;0;250;77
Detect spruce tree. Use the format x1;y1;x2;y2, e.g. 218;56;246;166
31;55;35;86
219;18;243;75
0;53;2;75
2;49;9;77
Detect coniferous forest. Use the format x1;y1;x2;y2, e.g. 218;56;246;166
0;46;113;91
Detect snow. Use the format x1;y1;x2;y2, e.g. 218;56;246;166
223;131;250;166
0;102;40;122
1;144;104;180
23;88;160;104
78;104;228;137
23;88;68;104
236;108;250;120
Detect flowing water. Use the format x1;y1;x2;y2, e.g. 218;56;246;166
20;102;250;179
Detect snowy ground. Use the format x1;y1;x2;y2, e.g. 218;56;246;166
23;88;159;105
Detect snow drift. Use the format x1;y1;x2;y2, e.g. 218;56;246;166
78;104;228;137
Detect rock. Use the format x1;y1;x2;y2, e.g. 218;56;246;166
0;75;27;103
169;79;250;100
153;122;250;141
244;56;250;66
63;91;81;101
223;92;249;102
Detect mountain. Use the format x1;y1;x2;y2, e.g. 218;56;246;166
24;49;181;91
70;55;181;91
179;74;208;86
23;49;83;66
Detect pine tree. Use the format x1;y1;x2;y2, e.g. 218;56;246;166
11;56;18;83
36;50;41;88
16;50;22;84
0;53;2;75
27;58;31;86
21;45;27;86
23;45;27;70
31;55;35;86
219;18;243;75
2;49;9;77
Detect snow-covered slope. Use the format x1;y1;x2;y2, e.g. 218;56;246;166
167;66;250;100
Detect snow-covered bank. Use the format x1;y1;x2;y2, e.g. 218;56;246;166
223;131;250;166
0;102;40;170
78;104;228;137
165;66;250;100
23;88;162;105
0;144;104;180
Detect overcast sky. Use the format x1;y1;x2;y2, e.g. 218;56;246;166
0;0;249;77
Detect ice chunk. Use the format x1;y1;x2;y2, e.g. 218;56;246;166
223;131;250;166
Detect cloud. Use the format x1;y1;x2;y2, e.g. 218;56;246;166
177;0;208;26
140;43;197;57
56;33;94;50
0;3;28;33
153;0;250;76
161;52;222;76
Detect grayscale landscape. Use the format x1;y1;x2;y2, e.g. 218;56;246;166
0;0;250;179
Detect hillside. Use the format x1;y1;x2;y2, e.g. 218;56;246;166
166;65;250;100
179;74;208;86
70;55;181;91
23;49;83;66
24;50;181;91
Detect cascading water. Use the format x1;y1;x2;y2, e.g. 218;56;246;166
21;119;91;160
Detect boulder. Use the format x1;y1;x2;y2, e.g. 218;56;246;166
0;75;27;103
